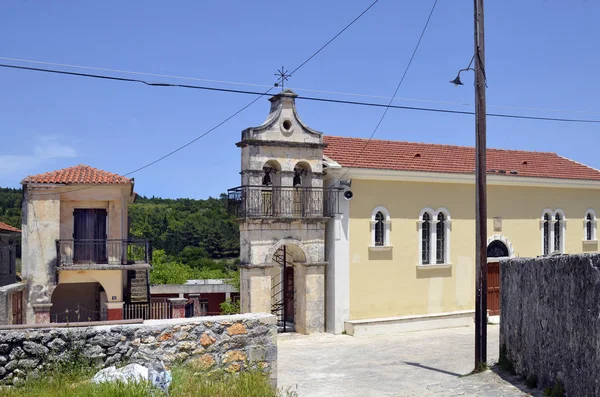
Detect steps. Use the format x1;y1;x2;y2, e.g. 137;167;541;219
127;269;150;303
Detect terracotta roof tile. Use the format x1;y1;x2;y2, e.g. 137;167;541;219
22;165;131;185
324;136;600;181
0;222;20;233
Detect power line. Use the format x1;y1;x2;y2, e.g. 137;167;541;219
5;55;600;116
23;0;379;195
333;0;439;185
3;62;600;124
288;0;380;76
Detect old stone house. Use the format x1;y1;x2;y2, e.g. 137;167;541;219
21;165;151;324
229;89;600;335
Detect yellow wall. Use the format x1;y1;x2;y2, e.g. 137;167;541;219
348;179;600;320
58;269;124;302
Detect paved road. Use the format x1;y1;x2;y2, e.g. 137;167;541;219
278;325;542;397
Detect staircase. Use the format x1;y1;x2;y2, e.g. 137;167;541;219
271;247;295;332
127;269;150;303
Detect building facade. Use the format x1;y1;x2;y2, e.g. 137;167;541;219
21;165;150;324
231;90;600;335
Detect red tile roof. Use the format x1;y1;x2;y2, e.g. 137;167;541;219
22;165;131;185
324;136;600;181
0;222;20;234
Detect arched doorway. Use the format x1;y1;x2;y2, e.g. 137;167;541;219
270;243;306;332
487;240;509;258
50;282;104;323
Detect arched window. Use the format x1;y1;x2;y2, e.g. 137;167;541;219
436;213;445;264
422;213;431;264
418;208;451;265
487;240;509;258
585;210;596;241
554;212;562;253
370;206;391;248
543;212;551;255
374;212;385;246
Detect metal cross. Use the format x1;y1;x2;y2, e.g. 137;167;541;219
274;66;291;91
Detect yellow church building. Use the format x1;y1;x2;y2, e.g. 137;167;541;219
230;89;600;335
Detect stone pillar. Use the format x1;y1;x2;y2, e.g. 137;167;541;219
169;298;187;319
106;302;124;321
189;294;202;317
240;267;272;314
295;264;325;334
32;303;53;324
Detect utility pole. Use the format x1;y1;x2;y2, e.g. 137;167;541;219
473;0;488;370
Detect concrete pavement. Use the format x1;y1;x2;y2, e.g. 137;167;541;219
278;325;542;397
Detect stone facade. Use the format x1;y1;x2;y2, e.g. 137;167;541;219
500;254;600;396
236;90;328;334
0;313;277;386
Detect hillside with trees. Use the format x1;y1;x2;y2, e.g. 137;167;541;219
0;188;240;283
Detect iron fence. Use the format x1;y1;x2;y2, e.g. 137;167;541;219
227;186;340;218
56;239;150;267
123;301;171;320
52;303;106;323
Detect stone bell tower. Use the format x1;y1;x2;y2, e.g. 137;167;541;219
227;89;338;334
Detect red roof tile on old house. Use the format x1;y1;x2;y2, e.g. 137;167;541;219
22;165;131;185
323;136;600;181
0;222;20;233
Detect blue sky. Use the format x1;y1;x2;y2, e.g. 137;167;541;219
1;1;599;199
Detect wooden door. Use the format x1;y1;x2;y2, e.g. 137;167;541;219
487;261;500;316
12;290;23;325
73;209;107;264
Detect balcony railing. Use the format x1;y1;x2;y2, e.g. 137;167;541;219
56;239;150;267
227;186;341;219
0;245;17;287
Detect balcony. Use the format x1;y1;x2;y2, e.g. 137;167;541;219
227;186;341;219
56;239;151;268
0;245;17;287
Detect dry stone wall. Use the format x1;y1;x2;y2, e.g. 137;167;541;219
0;313;277;386
500;254;600;396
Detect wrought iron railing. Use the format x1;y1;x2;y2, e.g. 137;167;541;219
56;239;150;267
0;245;16;287
52;303;106;323
227;186;340;218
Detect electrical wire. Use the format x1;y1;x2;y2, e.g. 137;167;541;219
332;0;438;185
4;63;600;124
21;0;379;195
5;55;600;115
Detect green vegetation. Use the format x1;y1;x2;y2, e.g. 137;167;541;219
544;382;565;397
149;249;236;285
0;187;21;229
219;298;241;315
1;365;296;397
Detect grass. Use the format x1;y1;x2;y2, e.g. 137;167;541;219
0;365;297;397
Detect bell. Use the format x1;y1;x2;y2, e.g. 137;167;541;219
449;74;464;86
262;173;272;186
293;173;302;187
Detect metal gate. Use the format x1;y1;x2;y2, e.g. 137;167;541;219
271;246;295;332
487;261;500;316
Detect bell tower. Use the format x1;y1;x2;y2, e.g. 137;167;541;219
228;89;339;333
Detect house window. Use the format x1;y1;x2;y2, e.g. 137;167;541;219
436;213;445;264
419;208;451;265
374;212;385;246
554;213;562;252
541;209;566;255
585;210;596;241
422;213;431;264
543;212;550;255
370;206;391;248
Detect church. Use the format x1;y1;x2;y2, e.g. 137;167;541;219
228;89;600;335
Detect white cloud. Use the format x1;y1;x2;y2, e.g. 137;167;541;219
0;137;77;176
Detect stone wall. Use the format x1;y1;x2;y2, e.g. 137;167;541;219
500;254;600;396
0;313;277;386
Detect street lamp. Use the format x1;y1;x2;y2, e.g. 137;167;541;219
449;56;475;86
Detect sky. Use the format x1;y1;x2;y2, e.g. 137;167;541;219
1;0;599;199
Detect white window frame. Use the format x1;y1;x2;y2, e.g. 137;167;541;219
540;208;566;254
418;207;451;265
584;209;597;241
370;206;391;249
